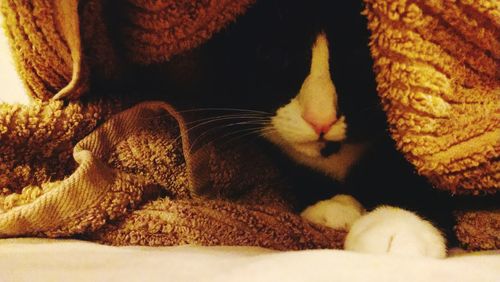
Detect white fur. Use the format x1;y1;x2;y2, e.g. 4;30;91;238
301;195;365;229
345;206;446;258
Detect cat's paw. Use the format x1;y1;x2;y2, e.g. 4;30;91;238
301;194;365;230
344;206;446;258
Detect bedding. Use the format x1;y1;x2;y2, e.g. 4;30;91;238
0;238;499;282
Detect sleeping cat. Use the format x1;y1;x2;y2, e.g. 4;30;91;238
263;32;446;258
125;0;449;258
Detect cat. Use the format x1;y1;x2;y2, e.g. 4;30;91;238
123;0;450;258
260;31;446;258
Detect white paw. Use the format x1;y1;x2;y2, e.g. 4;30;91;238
344;206;446;258
301;195;365;230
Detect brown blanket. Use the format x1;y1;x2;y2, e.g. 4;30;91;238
363;0;499;249
364;0;499;194
0;100;344;249
0;0;498;250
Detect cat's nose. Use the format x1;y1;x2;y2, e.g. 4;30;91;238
302;110;337;135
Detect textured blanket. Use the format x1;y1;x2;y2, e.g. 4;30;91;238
0;0;498;250
0;100;343;249
364;0;499;249
364;0;499;194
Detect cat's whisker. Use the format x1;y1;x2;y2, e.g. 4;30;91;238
190;126;266;153
172;116;271;144
136;108;272;121
185;114;271;126
218;131;266;151
223;128;270;143
209;127;270;150
188;121;271;152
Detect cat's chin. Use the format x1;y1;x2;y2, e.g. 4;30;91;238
269;135;325;159
262;130;367;180
263;130;334;158
292;142;324;158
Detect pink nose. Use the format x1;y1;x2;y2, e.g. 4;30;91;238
302;111;337;135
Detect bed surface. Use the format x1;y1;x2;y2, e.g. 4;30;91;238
1;238;498;282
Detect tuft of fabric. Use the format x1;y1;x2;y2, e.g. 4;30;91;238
363;0;499;195
0;101;345;249
455;210;500;251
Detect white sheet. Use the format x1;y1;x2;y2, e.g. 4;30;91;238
0;238;498;282
0;13;31;105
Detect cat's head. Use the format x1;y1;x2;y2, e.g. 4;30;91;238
261;32;368;180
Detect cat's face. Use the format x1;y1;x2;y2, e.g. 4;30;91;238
262;32;345;158
261;32;368;180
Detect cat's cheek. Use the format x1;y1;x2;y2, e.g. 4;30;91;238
344;206;446;259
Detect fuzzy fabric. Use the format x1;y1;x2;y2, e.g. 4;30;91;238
364;0;499;194
0;101;344;249
0;0;498;250
363;0;499;249
455;210;499;250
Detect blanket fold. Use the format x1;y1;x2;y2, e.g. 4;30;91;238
0;101;345;250
0;0;87;100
